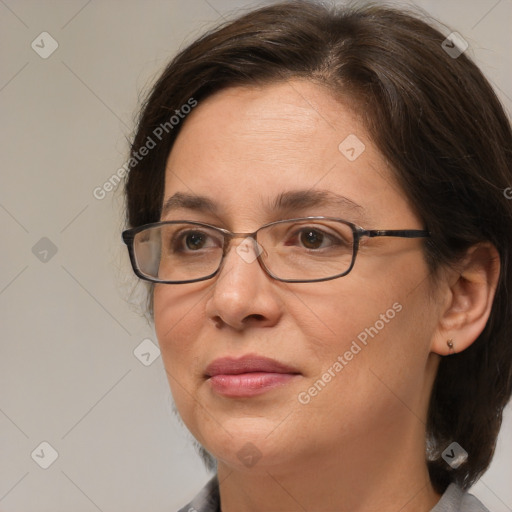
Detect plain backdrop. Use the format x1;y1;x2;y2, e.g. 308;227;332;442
1;0;511;510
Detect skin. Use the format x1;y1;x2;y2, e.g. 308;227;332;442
153;80;499;511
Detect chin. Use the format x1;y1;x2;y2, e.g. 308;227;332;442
197;421;303;471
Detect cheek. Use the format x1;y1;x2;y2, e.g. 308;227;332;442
288;278;402;353
295;256;433;361
153;285;205;394
294;274;436;425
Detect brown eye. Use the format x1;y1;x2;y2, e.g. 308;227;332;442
299;229;325;249
185;232;207;250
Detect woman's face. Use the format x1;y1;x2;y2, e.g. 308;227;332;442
154;80;442;471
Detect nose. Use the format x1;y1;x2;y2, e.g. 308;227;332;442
205;237;283;331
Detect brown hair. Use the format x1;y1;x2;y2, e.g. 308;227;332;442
125;0;512;493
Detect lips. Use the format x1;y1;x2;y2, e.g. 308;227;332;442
205;355;299;377
205;355;300;398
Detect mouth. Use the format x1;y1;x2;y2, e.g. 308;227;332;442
205;355;301;398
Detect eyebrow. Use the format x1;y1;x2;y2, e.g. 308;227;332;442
161;189;369;223
270;189;367;220
161;192;218;217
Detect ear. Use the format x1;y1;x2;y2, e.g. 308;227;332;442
431;242;500;356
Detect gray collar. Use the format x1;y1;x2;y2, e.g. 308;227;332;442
178;478;489;512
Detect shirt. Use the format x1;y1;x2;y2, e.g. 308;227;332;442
177;476;490;512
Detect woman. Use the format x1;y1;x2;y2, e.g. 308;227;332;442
122;1;512;510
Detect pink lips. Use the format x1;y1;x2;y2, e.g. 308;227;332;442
205;355;300;398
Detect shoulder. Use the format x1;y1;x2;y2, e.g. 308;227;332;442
431;483;490;512
177;476;220;512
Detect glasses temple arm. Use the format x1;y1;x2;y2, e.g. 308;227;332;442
363;229;430;238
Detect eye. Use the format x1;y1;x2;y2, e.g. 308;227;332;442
172;229;221;252
184;231;207;250
299;229;328;249
284;225;350;250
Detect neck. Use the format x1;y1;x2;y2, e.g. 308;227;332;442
217;424;441;512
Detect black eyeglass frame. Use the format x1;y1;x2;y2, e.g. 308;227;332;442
122;217;430;284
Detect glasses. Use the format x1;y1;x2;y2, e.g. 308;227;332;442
122;217;430;284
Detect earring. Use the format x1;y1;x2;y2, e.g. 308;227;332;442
447;339;455;353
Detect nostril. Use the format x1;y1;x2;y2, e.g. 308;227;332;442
245;314;265;322
212;316;223;329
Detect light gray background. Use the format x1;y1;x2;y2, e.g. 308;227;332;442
1;0;511;510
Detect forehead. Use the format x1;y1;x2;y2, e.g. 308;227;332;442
170;80;346;169
162;80;416;228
